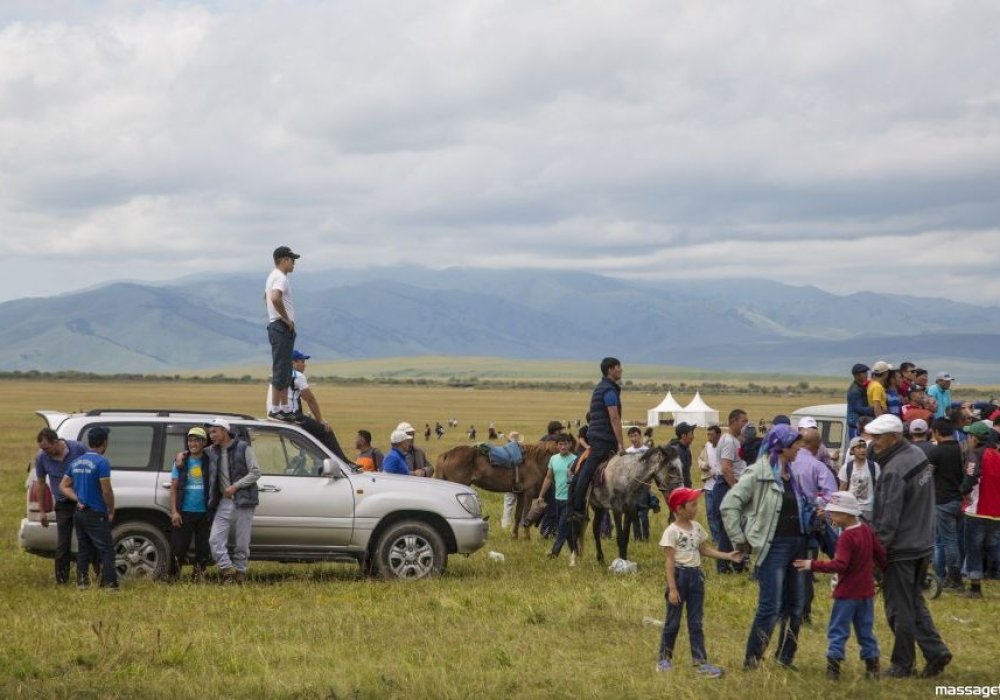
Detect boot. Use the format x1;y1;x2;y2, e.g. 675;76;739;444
865;658;881;680
826;657;841;681
947;568;965;592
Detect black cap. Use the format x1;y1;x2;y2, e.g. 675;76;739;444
674;422;695;437
273;245;301;262
851;363;870;375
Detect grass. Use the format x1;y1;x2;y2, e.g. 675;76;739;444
1;379;996;698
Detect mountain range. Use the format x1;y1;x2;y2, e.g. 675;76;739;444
2;267;998;381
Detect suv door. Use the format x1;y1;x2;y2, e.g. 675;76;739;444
243;425;355;548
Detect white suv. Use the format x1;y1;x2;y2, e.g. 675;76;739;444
20;408;488;580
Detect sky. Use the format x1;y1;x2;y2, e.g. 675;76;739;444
2;1;999;304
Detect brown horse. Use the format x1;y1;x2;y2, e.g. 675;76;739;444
435;441;559;540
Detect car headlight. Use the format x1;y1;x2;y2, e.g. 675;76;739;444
456;493;481;517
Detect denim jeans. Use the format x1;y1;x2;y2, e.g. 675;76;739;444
704;488;722;544
659;566;707;663
935;500;963;575
550;500;570;556
882;556;950;671
570;439;617;513
827;597;879;660
267;320;295;391
711;480;743;572
745;535;806;666
964;516;1000;580
74;508;118;587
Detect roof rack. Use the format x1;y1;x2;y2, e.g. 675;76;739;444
84;408;257;420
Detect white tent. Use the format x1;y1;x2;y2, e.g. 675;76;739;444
673;392;720;428
646;391;684;427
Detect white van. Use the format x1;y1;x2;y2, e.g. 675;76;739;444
791;403;848;452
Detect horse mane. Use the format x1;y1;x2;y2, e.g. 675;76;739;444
521;441;560;462
639;444;678;464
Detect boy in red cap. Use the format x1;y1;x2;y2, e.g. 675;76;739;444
657;487;744;677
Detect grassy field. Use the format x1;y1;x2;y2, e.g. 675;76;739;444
2;379;996;699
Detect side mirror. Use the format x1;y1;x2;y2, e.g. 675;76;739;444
320;459;342;478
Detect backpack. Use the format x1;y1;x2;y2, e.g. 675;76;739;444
845;458;878;487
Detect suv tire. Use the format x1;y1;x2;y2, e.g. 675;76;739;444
113;521;170;580
373;520;446;580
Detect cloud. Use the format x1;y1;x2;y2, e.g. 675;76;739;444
1;1;999;303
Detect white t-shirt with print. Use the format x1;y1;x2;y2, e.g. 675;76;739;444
837;459;881;513
265;269;295;324
659;520;707;568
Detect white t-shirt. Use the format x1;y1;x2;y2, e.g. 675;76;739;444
265;269;295;324
659;520;707;568
266;370;308;414
701;443;719;489
717;433;747;481
837;459;881;513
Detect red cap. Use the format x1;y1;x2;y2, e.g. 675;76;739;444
668;487;703;512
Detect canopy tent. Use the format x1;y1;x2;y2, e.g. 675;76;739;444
646;391;684;427
673;392;720;428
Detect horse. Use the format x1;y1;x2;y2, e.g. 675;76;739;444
584;444;683;564
435;441;560;540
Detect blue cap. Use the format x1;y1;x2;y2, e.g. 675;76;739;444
851;363;870;375
292;350;311;361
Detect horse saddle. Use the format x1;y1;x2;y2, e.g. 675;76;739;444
477;441;524;469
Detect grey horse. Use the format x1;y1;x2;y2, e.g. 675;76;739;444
588;444;684;564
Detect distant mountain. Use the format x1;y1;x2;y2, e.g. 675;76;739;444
2;268;999;381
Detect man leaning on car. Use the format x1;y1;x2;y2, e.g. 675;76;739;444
34;428;87;584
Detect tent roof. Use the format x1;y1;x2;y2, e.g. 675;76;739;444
650;391;684;413
680;392;715;412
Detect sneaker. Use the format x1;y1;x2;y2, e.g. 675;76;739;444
920;652;952;678
221;568;236;585
656;659;673;672
235;571;248;585
885;664;914;678
267;411;295;422
695;663;724;678
742;657;761;671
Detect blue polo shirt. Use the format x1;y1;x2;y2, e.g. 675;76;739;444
67;451;112;513
35;439;87;505
927;384;951;419
381;448;411;475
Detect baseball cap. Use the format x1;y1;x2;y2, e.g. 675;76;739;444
965;422;991;440
797;416;818;430
390;429;411;444
866;414;904;435
825;491;862;517
292;349;311;361
871;360;892;375
851;363;870;375
908;418;929;434
848;436;867;450
668;487;702;513
187;426;208;440
395;422;416;434
205;417;231;433
273;245;301;261
936;371;954;382
674;422;695;437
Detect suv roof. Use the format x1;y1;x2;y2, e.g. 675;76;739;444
83;408;257;419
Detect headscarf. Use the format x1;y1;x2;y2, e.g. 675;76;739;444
763;423;802;472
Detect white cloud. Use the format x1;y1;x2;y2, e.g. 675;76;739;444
1;0;999;303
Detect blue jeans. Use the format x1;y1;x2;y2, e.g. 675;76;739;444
659;566;707;663
745;535;806;666
550;500;569;556
711;480;743;572
827;597;879;660
704;488;722;544
74;508;118;587
935;500;963;575
964;516;1000;580
267;320;295;391
570;439;617;513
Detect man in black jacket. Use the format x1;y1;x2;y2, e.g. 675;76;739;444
869;414;952;678
669;422;696;488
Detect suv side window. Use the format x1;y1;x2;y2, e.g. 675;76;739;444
80;424;156;470
248;427;326;477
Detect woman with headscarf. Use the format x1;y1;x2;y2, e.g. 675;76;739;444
720;424;809;671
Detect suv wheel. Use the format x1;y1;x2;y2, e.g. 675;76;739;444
374;520;446;580
113;521;170;580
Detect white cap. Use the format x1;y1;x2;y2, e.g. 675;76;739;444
507;431;523;443
797;416;818;430
866;414;904;435
390;429;411;444
825;491;862;517
871;360;892;374
205;417;231;433
909;418;929;434
936;371;954;382
395;422;415;434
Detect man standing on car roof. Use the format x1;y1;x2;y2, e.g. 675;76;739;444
265;245;300;421
34;427;88;584
206;418;261;584
60;427;118;590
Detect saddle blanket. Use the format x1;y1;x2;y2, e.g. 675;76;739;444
477;441;524;468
